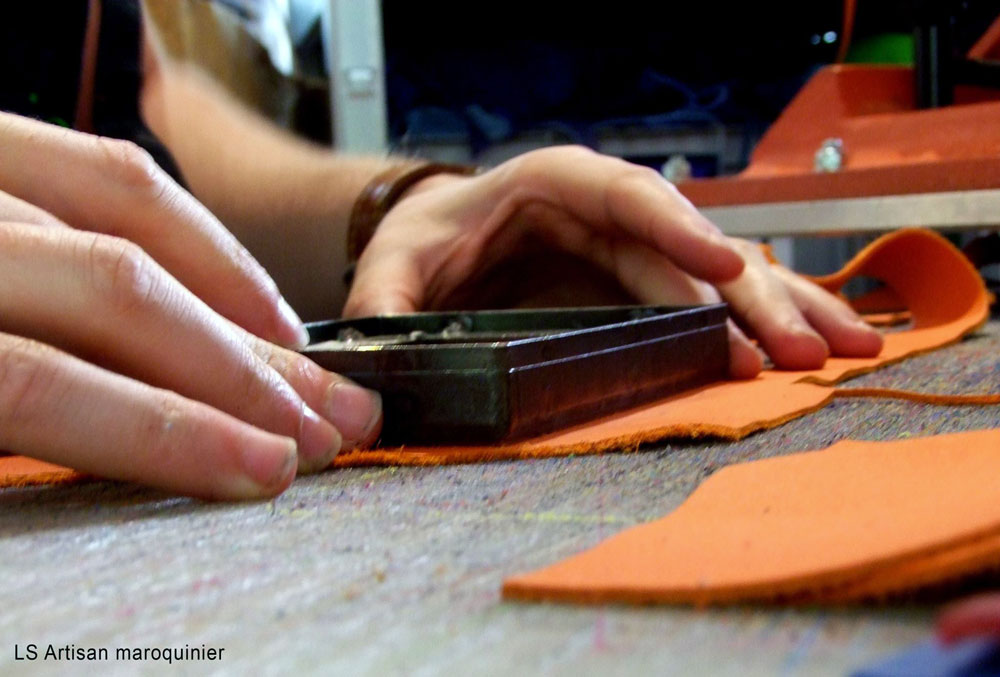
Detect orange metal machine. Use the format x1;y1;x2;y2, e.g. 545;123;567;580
677;12;1000;241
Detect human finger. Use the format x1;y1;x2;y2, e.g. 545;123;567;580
0;112;307;349
0;188;66;228
769;265;884;357
244;335;383;450
606;240;764;378
500;146;745;283
725;320;765;379
937;593;1000;644
0;334;297;500
715;239;831;370
0;221;340;473
344;241;427;317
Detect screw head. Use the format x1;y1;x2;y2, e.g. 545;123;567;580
814;138;845;172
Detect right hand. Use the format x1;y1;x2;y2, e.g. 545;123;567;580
0;113;381;500
345;146;882;377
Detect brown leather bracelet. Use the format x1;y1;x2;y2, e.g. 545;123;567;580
346;161;481;272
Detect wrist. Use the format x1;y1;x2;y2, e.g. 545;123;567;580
346;162;481;271
397;170;470;202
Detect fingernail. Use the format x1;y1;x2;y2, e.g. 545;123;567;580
324;381;382;448
298;406;342;471
240;437;297;491
793;325;830;358
278;297;311;349
797;326;829;349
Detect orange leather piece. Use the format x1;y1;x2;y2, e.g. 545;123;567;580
0;457;84;488
859;311;912;328
502;430;1000;605
0;228;991;486
832;388;1000;407
851;286;906;314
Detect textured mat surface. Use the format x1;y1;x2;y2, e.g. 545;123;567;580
0;319;997;675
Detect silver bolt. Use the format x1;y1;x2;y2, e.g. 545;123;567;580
814;137;845;172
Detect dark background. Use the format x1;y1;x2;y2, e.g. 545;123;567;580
382;1;1000;158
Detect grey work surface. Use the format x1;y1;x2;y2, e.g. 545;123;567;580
1;321;999;677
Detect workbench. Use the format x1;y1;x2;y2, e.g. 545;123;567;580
1;319;997;676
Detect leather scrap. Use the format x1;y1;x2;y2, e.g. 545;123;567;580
502;429;1000;605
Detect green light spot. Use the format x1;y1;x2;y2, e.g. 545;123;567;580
28;92;39;104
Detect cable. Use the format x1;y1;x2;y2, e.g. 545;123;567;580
836;0;857;63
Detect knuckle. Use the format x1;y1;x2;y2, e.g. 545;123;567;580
513;144;595;181
257;343;300;382
552;144;597;161
615;163;661;187
261;344;328;397
87;236;162;316
254;341;299;384
287;352;326;391
0;112;15;136
0;337;61;427
605;165;662;202
96;138;158;185
34;210;66;229
234;356;303;437
95;138;170;200
726;237;758;256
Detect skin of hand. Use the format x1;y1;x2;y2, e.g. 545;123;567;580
0;112;381;500
344;146;884;378
937;593;1000;644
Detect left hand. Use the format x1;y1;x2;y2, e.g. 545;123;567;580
344;146;882;378
0;113;382;499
